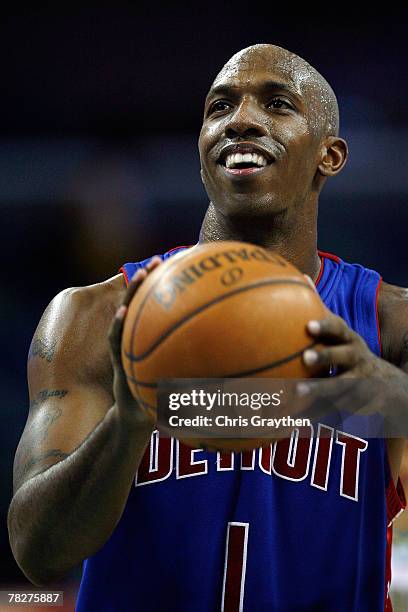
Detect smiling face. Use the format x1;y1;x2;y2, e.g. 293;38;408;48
199;44;340;218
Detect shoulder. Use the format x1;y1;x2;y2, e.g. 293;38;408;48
59;273;125;317
39;273;126;340
29;273;127;390
378;281;408;365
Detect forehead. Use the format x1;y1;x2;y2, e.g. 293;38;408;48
210;47;313;97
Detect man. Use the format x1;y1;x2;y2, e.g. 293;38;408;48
8;44;407;611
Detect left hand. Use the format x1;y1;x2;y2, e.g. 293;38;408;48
303;313;384;378
298;313;408;436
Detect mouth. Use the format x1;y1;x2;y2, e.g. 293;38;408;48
218;144;274;177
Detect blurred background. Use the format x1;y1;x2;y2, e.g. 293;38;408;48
1;5;408;610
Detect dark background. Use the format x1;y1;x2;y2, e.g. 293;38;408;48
1;4;407;603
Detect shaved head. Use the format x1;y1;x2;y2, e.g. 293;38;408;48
199;42;348;229
212;44;339;137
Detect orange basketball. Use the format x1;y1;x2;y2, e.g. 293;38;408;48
121;241;325;451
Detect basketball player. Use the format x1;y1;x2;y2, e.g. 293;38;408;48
8;44;407;611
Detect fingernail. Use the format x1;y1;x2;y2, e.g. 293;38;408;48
115;305;127;319
131;269;145;282
303;349;318;365
307;320;320;334
304;274;316;290
146;256;161;270
297;382;310;396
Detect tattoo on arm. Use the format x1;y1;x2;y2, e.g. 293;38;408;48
28;338;57;363
30;389;69;410
29;389;69;443
14;449;70;488
13;390;70;489
23;449;69;473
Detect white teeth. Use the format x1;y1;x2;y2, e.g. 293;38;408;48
224;151;268;169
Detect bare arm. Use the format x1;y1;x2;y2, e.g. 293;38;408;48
303;279;408;484
378;282;408;484
8;264;158;585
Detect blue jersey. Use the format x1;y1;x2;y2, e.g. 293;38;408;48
76;248;405;612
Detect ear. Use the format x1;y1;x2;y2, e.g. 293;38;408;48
318;137;348;177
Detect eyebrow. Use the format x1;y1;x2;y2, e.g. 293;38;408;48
207;79;303;102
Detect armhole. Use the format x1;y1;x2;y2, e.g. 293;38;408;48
377;273;404;611
315;255;325;288
386;473;407;527
384;458;406;611
379;275;406;523
120;266;130;287
317;249;341;264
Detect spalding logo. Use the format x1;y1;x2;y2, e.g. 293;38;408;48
153;247;287;310
220;267;243;286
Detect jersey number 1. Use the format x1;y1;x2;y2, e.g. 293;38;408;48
221;522;249;612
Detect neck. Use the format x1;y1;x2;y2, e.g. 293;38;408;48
199;202;321;282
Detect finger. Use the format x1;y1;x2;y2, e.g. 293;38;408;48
109;304;127;366
294;380;342;425
122;268;147;308
145;256;162;272
297;377;380;424
113;260;161;367
303;274;317;292
122;258;161;307
303;345;358;371
112;264;155;360
306;315;354;344
129;267;148;287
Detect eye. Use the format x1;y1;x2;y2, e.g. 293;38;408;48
208;100;232;115
267;97;293;110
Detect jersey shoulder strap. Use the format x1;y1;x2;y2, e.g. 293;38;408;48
120;246;191;285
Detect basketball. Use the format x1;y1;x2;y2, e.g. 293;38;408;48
121;241;326;450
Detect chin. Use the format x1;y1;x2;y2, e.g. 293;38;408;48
215;193;286;218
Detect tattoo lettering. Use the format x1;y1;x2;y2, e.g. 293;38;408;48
30;389;68;409
26;449;69;471
15;449;70;486
28;390;68;443
28;337;57;363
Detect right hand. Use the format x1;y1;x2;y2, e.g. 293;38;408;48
109;257;162;428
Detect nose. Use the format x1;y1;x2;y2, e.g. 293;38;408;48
224;97;267;139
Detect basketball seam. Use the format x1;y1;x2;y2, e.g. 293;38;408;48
128;339;318;391
129;245;210;408
126;278;313;363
